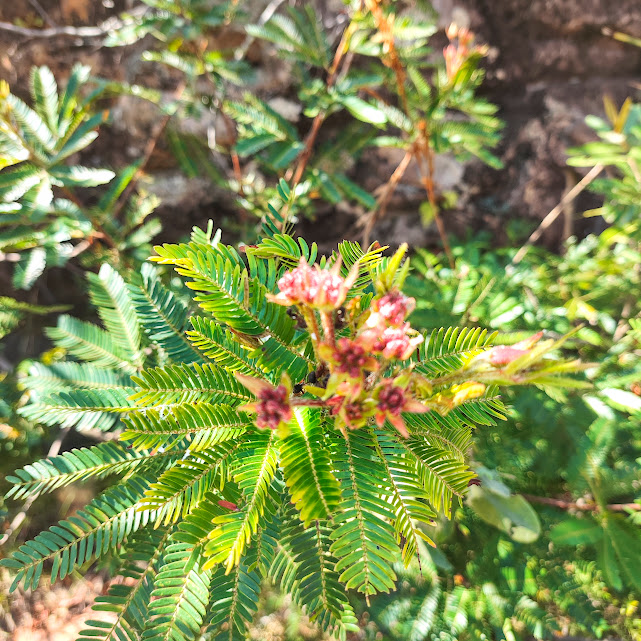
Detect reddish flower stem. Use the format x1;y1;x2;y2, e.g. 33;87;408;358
522;494;641;513
320;310;336;346
301;308;323;361
291;398;328;408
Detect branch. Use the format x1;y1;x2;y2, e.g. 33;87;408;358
28;0;57;27
522;493;641;513
234;0;287;61
362;1;454;267
359;149;413;247
418;135;455;269
0;5;148;41
111;82;186;222
60;187;118;249
511;163;604;265
286;19;357;189
278;13;359;230
0;426;71;546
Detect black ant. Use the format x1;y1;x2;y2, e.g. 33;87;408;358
293;370;320;396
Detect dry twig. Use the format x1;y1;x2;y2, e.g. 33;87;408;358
522;493;641;513
0;427;71;547
0;5;148;41
512;163;604;265
111;83;187;222
279;10;360;229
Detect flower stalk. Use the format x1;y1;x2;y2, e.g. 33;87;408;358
238;251;584;440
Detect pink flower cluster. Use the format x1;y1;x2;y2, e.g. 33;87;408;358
443;24;483;82
253;384;292;430
360;290;422;361
376;383;406;415
236;373;293;432
327;395;367;430
331;338;375;378
371;325;421;360
373;381;428;438
268;257;357;310
238;260;432;439
372;290;416;326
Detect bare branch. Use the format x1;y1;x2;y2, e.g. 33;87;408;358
0;5;148;41
511;163;604;265
522;493;641;513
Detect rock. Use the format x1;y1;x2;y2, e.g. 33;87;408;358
442;0;641;245
110;95;164;141
361;147;463;190
432;0;472;29
461;0;641;84
267;97;302;122
143;171;218;210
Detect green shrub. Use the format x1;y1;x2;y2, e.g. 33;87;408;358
0;66;160;292
0;220;585;640
1;3;640;641
370;226;641;640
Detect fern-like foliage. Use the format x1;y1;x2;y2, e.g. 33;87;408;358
2;229;584;641
398;230;641;640
19;261;202;434
0;66;160;292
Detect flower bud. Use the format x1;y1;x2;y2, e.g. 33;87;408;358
235;373;293;431
370;290;416;327
484;332;544;366
268;257;359;311
319;337;379;378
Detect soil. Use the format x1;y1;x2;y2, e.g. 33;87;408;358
457;0;641;245
2;0;641;251
2;0;640;255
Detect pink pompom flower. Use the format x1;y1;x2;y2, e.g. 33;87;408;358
235;373;292;431
327;395;372;431
360;323;423;361
374;381;428;438
319;337;379;379
370;290;416;327
268;257;359;311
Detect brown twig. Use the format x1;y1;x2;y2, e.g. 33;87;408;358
111;83;186;222
418;130;455;269
278;14;359;230
561;168;577;245
522;493;641;513
61;186;118;249
361;149;413;246
234;0;287;61
364;0;408;114
68;237;94;259
320;310;336;346
464;162;606;315
230;150;245;197
0;426;71;547
362;0;455;267
0;5;148;40
28;0;57;26
512;163;604;265
286;20;358;189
